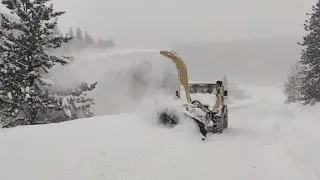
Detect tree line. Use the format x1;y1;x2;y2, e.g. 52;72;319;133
284;0;320;106
53;26;115;54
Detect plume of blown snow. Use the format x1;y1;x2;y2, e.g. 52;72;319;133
135;90;201;137
46;48;180;115
46;47;254;118
136;90;184;125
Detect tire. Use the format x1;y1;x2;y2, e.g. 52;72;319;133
213;116;223;133
223;108;228;129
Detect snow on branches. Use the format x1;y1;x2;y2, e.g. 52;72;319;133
0;0;96;127
298;1;320;105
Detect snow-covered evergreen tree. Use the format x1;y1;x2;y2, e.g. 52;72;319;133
298;1;320;105
0;0;96;127
284;61;302;104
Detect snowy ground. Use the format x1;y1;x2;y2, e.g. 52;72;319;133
1;83;320;180
0;50;319;180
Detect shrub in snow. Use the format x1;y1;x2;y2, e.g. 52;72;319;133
284;61;302;104
0;0;96;127
35;82;97;124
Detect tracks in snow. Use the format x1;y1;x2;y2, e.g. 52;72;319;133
228;99;320;180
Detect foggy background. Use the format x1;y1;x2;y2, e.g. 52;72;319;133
172;37;302;85
1;0;316;85
49;0;315;47
47;0;315;85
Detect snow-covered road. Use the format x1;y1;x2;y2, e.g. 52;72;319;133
0;86;320;180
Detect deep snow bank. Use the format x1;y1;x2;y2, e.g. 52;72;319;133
1;84;320;180
283;103;320;139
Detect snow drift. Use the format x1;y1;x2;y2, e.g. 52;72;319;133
4;49;318;180
1;84;320;180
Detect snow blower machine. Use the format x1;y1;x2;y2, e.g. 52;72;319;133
157;50;228;140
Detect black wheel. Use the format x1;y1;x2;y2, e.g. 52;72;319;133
223;108;228;129
212;116;223;133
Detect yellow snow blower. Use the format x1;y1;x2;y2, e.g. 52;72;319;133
157;50;228;140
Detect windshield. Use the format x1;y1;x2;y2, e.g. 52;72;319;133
189;83;216;94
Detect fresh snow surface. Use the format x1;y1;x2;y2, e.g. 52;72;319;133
0;49;319;180
1;84;320;180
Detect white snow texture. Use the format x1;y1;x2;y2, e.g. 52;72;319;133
0;48;319;180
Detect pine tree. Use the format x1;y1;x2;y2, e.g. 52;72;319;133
105;37;115;48
96;38;104;49
284;61;302;104
75;27;83;41
0;0;96;127
298;1;320;105
68;27;74;37
53;26;62;36
48;25;62;54
61;27;75;53
84;31;95;46
95;38;115;49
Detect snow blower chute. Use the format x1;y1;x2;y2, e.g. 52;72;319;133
157;50;228;140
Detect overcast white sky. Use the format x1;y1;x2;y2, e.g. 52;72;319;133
1;0;318;48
